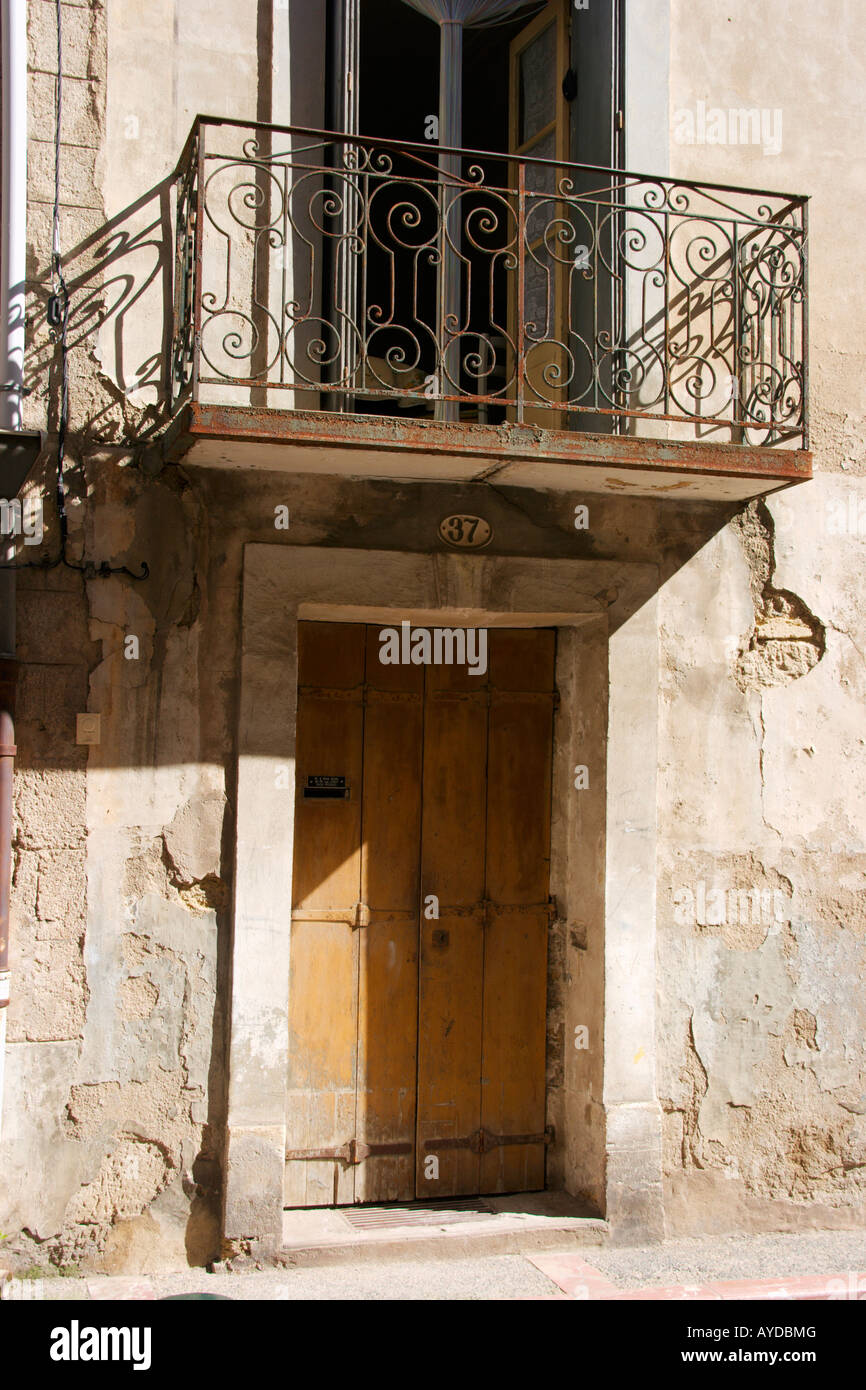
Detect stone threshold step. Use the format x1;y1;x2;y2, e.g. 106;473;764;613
279;1200;608;1267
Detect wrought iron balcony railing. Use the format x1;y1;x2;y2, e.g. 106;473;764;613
169;117;808;448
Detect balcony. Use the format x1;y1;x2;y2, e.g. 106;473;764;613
159;117;810;501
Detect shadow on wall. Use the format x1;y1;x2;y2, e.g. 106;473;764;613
24;177;175;445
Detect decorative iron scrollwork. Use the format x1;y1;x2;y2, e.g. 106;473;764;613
171;119;807;447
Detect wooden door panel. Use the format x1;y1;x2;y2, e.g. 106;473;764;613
355;631;424;1202
480;908;548;1193
360;627;424;906
489;627;556;692
297;620;366;689
285;919;358;1206
355;915;419;1201
291;692;364;911
286;622;555;1207
416;910;484;1196
290;624;365;912
419;662;488;904
486;692;554;904
285;623;365;1206
416;657;488;1197
480;629;554;1193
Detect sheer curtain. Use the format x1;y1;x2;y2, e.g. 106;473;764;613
397;1;542;417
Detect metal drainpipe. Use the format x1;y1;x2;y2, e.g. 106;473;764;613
0;0;27;1141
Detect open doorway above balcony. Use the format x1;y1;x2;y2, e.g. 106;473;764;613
153;0;811;502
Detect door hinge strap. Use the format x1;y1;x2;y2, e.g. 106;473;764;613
286;1138;413;1165
424;1126;554;1156
291;907;414;925
432;900;553;921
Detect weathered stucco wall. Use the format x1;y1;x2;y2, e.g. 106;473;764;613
2;0;262;1271
2;0;865;1272
658;0;866;1232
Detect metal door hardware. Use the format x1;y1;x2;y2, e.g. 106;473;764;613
286;1138;413;1165
423;1126;554;1155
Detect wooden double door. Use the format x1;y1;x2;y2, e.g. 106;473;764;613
285;621;556;1207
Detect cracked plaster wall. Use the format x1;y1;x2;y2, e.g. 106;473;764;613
0;0;252;1273
3;461;228;1271
657;0;866;1234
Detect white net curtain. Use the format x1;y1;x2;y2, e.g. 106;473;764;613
397;0;543;417
397;0;542;152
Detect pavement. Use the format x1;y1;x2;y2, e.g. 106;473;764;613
2;1230;865;1301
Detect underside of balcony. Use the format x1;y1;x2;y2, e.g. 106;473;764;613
156;402;810;501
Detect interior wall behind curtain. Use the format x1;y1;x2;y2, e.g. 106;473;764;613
569;0;620;169
569;0;621;434
326;0;359;134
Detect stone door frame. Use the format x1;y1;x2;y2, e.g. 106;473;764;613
223;543;664;1248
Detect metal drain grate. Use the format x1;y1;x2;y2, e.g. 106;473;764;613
340;1198;495;1230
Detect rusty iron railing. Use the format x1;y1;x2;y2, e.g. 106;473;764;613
169;116;808;448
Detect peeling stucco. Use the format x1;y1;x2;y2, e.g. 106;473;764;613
733;500;826;691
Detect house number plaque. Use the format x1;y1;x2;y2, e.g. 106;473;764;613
438;515;492;549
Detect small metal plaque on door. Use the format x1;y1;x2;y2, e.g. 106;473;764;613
304;775;349;800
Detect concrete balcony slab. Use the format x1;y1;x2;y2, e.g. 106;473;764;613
157;403;811;502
